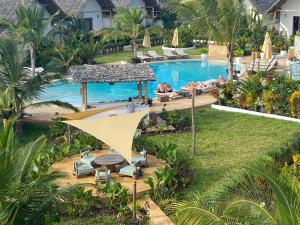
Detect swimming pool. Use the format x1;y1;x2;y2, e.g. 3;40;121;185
40;60;239;105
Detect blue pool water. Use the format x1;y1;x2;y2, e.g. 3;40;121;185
40;60;230;105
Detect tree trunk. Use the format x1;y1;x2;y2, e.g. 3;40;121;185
30;44;36;77
133;39;137;60
227;43;234;80
191;88;196;155
3;118;8;128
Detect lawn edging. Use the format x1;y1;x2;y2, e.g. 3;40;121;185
211;104;300;123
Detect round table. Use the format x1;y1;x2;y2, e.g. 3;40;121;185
91;154;125;172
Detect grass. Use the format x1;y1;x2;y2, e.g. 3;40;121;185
145;108;300;200
59;216;117;225
94;46;206;64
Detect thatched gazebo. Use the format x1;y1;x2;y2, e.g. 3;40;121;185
68;64;156;110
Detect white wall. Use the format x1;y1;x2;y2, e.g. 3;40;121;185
279;0;300;36
128;0;145;8
80;0;103;30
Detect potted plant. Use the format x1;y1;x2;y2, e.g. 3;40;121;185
199;48;208;60
234;48;244;64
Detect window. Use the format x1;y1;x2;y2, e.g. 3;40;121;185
84;18;93;32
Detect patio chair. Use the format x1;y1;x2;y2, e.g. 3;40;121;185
80;149;95;165
132;149;147;167
119;161;142;179
95;167;111;183
163;49;177;59
175;49;189;58
148;50;164;60
73;160;95;178
137;51;151;62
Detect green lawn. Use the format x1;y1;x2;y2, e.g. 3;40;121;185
94;46;205;64
145;108;300;200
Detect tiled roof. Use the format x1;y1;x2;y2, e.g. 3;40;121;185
249;0;285;14
0;0;161;22
69;64;156;83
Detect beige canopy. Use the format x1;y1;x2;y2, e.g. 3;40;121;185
172;28;179;47
64;110;148;163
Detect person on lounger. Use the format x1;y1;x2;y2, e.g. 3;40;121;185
163;83;173;93
127;97;136;113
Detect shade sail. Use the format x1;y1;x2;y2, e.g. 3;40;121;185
172;28;179;47
64;110;148;163
262;32;273;60
142;29;151;48
61;106;122;120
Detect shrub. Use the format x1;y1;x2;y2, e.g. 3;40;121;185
290;91;300;118
159;110;191;131
263;91;278;114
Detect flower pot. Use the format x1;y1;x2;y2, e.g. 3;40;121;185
280;50;287;56
201;54;208;60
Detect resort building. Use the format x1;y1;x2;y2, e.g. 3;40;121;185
246;0;300;37
0;0;163;33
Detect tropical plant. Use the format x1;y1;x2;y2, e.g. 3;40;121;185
0;38;78;126
239;74;263;111
144;166;178;201
107;8;146;59
99;182;129;213
290;90;300;118
0;119;81;225
171;0;246;79
174;161;300;225
0;88;16;127
0;3;54;77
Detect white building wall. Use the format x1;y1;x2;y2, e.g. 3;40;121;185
279;0;300;36
80;0;103;30
128;0;146;8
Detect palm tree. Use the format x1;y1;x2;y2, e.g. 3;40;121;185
0;88;16;127
174;161;300;225
0;38;78;127
171;0;246;79
0;3;52;77
109;8;146;59
0;119;83;224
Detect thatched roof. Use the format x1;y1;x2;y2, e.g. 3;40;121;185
69;64;156;83
249;0;284;14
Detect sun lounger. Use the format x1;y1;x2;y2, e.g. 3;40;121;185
248;58;278;72
137;51;151;62
119;161;142;178
176;49;189;58
163;49;177;59
73;160;95;178
148;50;164;60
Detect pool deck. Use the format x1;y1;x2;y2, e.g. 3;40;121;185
25;93;217;122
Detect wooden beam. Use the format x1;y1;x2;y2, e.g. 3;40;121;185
81;82;88;111
138;81;142;100
144;81;148;105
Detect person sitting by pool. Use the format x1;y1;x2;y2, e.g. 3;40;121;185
127;97;136;113
164;83;173;93
157;83;165;93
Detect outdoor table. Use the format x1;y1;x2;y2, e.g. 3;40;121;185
91;154;125;172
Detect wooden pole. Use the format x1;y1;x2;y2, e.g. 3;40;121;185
138;81;142;100
144;81;148;105
81;82;87;111
132;180;137;221
191;88;196;155
67;124;71;146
